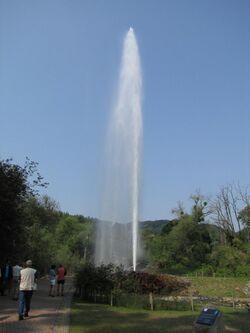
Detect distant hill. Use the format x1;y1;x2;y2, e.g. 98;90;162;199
139;219;171;234
94;218;172;234
139;219;222;242
95;218;221;241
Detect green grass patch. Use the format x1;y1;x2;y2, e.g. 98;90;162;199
187;276;249;298
69;300;250;333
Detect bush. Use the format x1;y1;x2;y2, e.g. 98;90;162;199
74;264;190;308
235;265;250;277
215;267;234;277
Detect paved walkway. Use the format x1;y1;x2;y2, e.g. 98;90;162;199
0;277;73;333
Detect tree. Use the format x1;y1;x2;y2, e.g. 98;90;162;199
209;244;248;276
21;195;60;229
0;158;48;264
210;184;250;244
239;205;250;241
54;215;94;270
146;193;212;274
190;193;209;223
18;195;61;272
164;215;212;273
239;205;250;228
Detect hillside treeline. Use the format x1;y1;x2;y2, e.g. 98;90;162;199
142;191;250;276
0;158;95;273
1;158;250;276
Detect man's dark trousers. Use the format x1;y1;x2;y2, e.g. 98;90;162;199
19;290;33;317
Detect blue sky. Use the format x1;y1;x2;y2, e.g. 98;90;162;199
0;0;249;220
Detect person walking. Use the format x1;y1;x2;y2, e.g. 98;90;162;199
18;260;37;320
12;262;22;300
0;268;3;296
1;261;13;296
56;264;67;296
48;264;56;297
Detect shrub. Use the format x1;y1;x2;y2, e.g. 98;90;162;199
74;263;190;310
235;265;250;277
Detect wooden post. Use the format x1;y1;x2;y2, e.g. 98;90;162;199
232;291;235;311
110;291;113;307
149;292;154;311
190;288;194;312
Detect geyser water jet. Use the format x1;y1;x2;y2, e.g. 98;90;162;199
95;28;143;271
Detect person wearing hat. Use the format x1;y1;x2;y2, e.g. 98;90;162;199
18;260;37;321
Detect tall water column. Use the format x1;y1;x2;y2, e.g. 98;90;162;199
95;28;143;271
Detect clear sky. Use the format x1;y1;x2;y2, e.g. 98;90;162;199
0;0;249;220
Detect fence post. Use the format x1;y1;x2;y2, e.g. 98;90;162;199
190;288;194;312
110;291;113;306
149;292;154;310
232;291;235;311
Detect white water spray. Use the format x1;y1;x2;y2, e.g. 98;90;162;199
95;28;143;271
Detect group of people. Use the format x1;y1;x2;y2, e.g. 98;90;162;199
0;261;22;299
0;260;67;321
48;264;67;297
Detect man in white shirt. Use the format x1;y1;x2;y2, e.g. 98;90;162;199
18;260;37;321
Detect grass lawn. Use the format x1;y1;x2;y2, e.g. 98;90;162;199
187;276;250;298
69;301;250;333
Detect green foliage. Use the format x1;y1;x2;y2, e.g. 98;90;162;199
75;263;116;302
0;158;48;264
1;157;249;280
209;244;249;276
0;157;94;272
144;214;212;274
54;214;94;271
75;263;190;306
22;223;56;271
239;205;250;228
238;206;250;242
161;220;178;235
234;264;250;277
141;192;250;277
140;220;171;234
